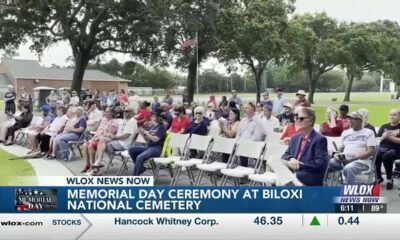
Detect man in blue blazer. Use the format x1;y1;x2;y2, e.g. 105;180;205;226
281;107;329;186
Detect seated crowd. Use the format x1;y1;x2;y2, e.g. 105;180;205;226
2;87;400;189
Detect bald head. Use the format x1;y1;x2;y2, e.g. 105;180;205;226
389;109;400;125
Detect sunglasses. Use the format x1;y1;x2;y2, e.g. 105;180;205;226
350;117;361;120
195;112;203;115
294;115;310;122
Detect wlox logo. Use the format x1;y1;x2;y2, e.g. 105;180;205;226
340;184;380;196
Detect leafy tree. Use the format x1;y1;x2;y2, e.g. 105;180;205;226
288;13;347;103
199;69;227;93
0;0;167;94
340;22;385;101
163;0;236;102
318;70;345;92
377;21;400;98
217;0;295;102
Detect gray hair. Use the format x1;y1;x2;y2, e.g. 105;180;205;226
299;107;316;126
358;108;369;126
75;106;84;115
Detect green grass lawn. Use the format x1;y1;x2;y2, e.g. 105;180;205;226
187;92;398;127
0;148;37;186
314;104;395;127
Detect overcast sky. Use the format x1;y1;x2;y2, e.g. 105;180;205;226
14;0;400;75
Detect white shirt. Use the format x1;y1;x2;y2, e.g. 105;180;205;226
272;96;288;116
342;128;375;160
69;96;80;105
87;108;103;129
118;118;138;149
46;115;68;136
128;95;141;113
260;115;280;135
237;115;264;141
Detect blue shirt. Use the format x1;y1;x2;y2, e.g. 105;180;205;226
163;112;173;129
184;120;208;136
148;124;167;147
260;100;273;108
43;114;55;125
73;117;87;137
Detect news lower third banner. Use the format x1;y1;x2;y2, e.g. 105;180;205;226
0;176;394;240
1;186;337;213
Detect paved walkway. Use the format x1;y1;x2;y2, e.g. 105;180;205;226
0;144;73;185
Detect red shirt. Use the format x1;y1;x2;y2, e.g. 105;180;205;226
280;123;300;140
319;120;344;137
339;118;350;130
135;108;151;127
170;116;191;133
294;99;311;107
117;94;128;104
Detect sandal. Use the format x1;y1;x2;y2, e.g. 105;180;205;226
27;150;36;155
92;162;105;168
80;165;91;173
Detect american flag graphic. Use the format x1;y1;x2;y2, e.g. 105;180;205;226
180;38;197;51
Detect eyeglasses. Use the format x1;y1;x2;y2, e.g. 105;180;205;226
195;112;203;115
294;115;310;122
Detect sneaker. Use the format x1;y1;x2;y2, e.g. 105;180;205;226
63;156;70;162
386;179;394;190
92;162;105;168
45;155;56;160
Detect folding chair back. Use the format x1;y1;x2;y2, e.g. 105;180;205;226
208;127;221;137
211;136;236;155
265;132;281;143
263;142;287;161
326;136;341;152
235;139;265;159
168;133;190;149
187;134;213;152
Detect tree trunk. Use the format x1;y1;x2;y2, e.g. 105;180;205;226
396;83;400;100
186;57;197;103
71;50;91;96
307;68;316;104
343;72;355;102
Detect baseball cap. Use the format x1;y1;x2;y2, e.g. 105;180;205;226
283;103;293;109
41;104;50;112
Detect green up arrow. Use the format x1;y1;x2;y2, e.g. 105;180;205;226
310;216;321;226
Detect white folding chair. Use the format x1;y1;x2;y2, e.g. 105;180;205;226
195;136;237;186
265;132;282;143
104;133;139;175
170;134;213;186
220;140;266;186
150;133;190;181
15;116;43;146
208;127;221;137
67;130;88;161
249;142;288;186
326;136;342;154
